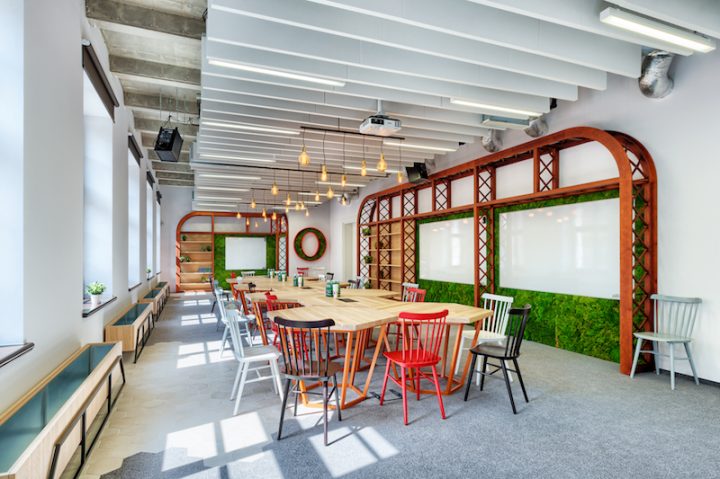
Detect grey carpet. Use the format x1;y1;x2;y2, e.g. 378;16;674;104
97;293;720;479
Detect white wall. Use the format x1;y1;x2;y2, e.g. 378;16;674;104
337;49;720;381
287;201;333;275
158;186;193;291
0;0;161;412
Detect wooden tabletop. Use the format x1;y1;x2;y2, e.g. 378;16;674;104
266;306;397;331
377;302;492;324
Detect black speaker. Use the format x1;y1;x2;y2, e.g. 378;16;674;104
405;162;429;184
154;127;183;162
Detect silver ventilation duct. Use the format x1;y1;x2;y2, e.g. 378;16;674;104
481;129;502;153
524;117;549;138
639;50;674;99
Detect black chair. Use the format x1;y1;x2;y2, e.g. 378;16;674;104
347;279;360;289
463;305;531;414
325;272;334;281
275;316;343;446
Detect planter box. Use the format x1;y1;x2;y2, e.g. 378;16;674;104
0;342;124;479
139;289;163;318
104;303;152;362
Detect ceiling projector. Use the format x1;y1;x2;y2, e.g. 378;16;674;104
359;114;401;136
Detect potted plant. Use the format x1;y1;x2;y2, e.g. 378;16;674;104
361;227;371;236
179;255;190;263
86;281;106;308
181;234;187;241
363;254;373;264
146;267;152;279
363;279;371;289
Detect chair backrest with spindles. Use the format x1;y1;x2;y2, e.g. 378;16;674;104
652;294;702;339
347;279;360;289
501;305;531;359
225;307;248;359
297;267;309;276
395;310;448;363
481;293;514;335
406;287;426;303
401;282;420;302
274;317;335;379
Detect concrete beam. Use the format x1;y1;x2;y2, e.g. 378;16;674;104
110;56;200;89
86;0;204;41
148;149;191;163
125;92;199;115
134;117;198;138
156;170;195;180
159;179;195;186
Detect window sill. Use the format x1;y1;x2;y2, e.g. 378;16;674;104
82;296;117;318
0;342;34;369
128;282;142;292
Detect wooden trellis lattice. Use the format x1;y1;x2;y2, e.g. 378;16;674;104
357;127;657;375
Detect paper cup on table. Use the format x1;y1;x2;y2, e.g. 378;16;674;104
332;283;340;298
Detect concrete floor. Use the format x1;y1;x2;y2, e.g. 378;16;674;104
82;293;720;479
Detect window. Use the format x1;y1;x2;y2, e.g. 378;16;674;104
128;149;140;287
155;197;161;275
146;179;154;279
83;71;113;298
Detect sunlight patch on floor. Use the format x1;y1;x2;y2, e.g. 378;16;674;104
220;413;270;452
163;423;217;466
309;426;399;477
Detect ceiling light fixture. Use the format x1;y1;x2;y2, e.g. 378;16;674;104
298;129;311;166
383;140;457;153
207;59;347;87
245;218;250;226
305;208;310;217
600;7;716;53
272;211;277;220
196;202;236;208
449;99;542;118
320;131;329;181
376;142;387;173
236;211;242;219
327;184;334;199
250;190;256;209
195;195;243;202
202;121;299;136
198;154;275;163
361;136;368;176
197;186;250;192
315;190;321;202
199;173;261;181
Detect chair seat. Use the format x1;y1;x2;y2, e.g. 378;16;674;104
241;345;281;361
282;360;344;379
461;329;506;343
384;350;441;367
634;331;692;343
469;343;515;360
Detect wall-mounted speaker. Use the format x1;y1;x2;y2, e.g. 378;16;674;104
405;162;429;184
154;127;183;162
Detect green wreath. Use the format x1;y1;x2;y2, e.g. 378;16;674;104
294;227;327;261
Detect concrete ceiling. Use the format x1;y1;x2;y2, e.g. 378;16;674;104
86;0;206;187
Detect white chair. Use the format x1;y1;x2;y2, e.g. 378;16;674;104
226;306;284;415
401;282;419;301
217;295;253;357
241;271;256;278
455;293;514;385
630;294;702;390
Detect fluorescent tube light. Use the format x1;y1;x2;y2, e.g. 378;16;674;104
208;59;346;87
316;180;366;188
197;186;250;192
199;173;262;180
202;121;299;135
195;202;237;208
481;116;531;130
449;99;542;118
383;140;457;153
195;196;243;201
198;153;275;163
600;7;715;53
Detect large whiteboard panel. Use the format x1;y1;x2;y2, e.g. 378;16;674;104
499;199;619;298
419;218;474;284
225;237;266;270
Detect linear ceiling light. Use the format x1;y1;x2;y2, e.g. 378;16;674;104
481;116;531;130
202;121;299;135
383;140;457;153
198;153;275;163
345;165;400;174
199;173;262;180
600;7;716;53
207;59;346;87
197;186;250;192
316;180;365;188
195;202;237;208
449;99;542;118
195;196;243;201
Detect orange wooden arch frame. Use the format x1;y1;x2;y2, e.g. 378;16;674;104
356;127;657;375
176;211;289;293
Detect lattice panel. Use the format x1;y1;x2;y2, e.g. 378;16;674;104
378;223;392;290
537;150;558;192
378;197;391;221
477;168;494;203
402;190;416;216
402;220;416;284
434;180;449;210
476;210;494;303
278;236;287;272
631;184;653;334
358;199;376;282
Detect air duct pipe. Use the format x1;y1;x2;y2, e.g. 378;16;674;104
481;129;502;153
524;117;549;138
639;50;674;99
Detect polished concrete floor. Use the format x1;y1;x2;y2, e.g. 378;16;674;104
82;293;720;479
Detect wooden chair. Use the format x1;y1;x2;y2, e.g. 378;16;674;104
455;293;514;383
406;287;426;303
401;282;419;301
241;271;256;277
630;294;702;390
380;310;449;425
275;317;342;446
464;305;531;414
297;267;309;276
347;279;360;289
226;306;283;415
325;272;334;281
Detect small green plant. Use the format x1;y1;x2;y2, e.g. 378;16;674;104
179;255;190;263
363;279;371;289
86;281;106;296
200;276;208;283
363;254;373;264
201;245;212;252
181;234;187;241
361;227;371;236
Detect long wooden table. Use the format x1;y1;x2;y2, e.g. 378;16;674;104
230;276;493;405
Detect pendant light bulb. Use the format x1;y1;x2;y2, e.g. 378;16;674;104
377;152;387;173
321;164;328;182
272;211;277;220
236;211;241;219
271;181;278;195
315;190;320;202
295;201;300;211
254;221;258;228
298;145;311;166
262;208;267;218
397;170;403;184
264;216;268;223
360;159;367;176
327;185;334;199
285;206;289;213
341;174;347;187
305;208;309;217
251;198;256;209
341;194;347;206
245;218;250;227
285;192;292;206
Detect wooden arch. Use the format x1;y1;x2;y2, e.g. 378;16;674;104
176;211;289;293
356;127;657;374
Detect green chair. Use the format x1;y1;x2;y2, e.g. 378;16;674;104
630;294;702;390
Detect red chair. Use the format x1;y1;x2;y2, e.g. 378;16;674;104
230;272;237;279
406;287;426;303
265;293;281;346
380;309;448;425
297;267;309;277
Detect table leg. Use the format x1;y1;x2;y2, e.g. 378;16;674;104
441;324;451;378
360;324;388;398
444;324;466;394
459;321;483;389
339;331;355;406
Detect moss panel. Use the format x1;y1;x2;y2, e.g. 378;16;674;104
213;234;276;290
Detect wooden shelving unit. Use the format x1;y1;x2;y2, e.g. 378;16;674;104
363;221;403;294
178;232;213;291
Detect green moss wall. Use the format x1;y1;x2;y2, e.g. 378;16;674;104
415;191;621;363
213;234;276;290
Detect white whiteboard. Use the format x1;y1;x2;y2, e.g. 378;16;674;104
225;237;266;270
419;218;474;284
499;199;619;299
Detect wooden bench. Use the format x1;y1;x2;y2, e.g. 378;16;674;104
139;289;164;322
104;303;153;363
